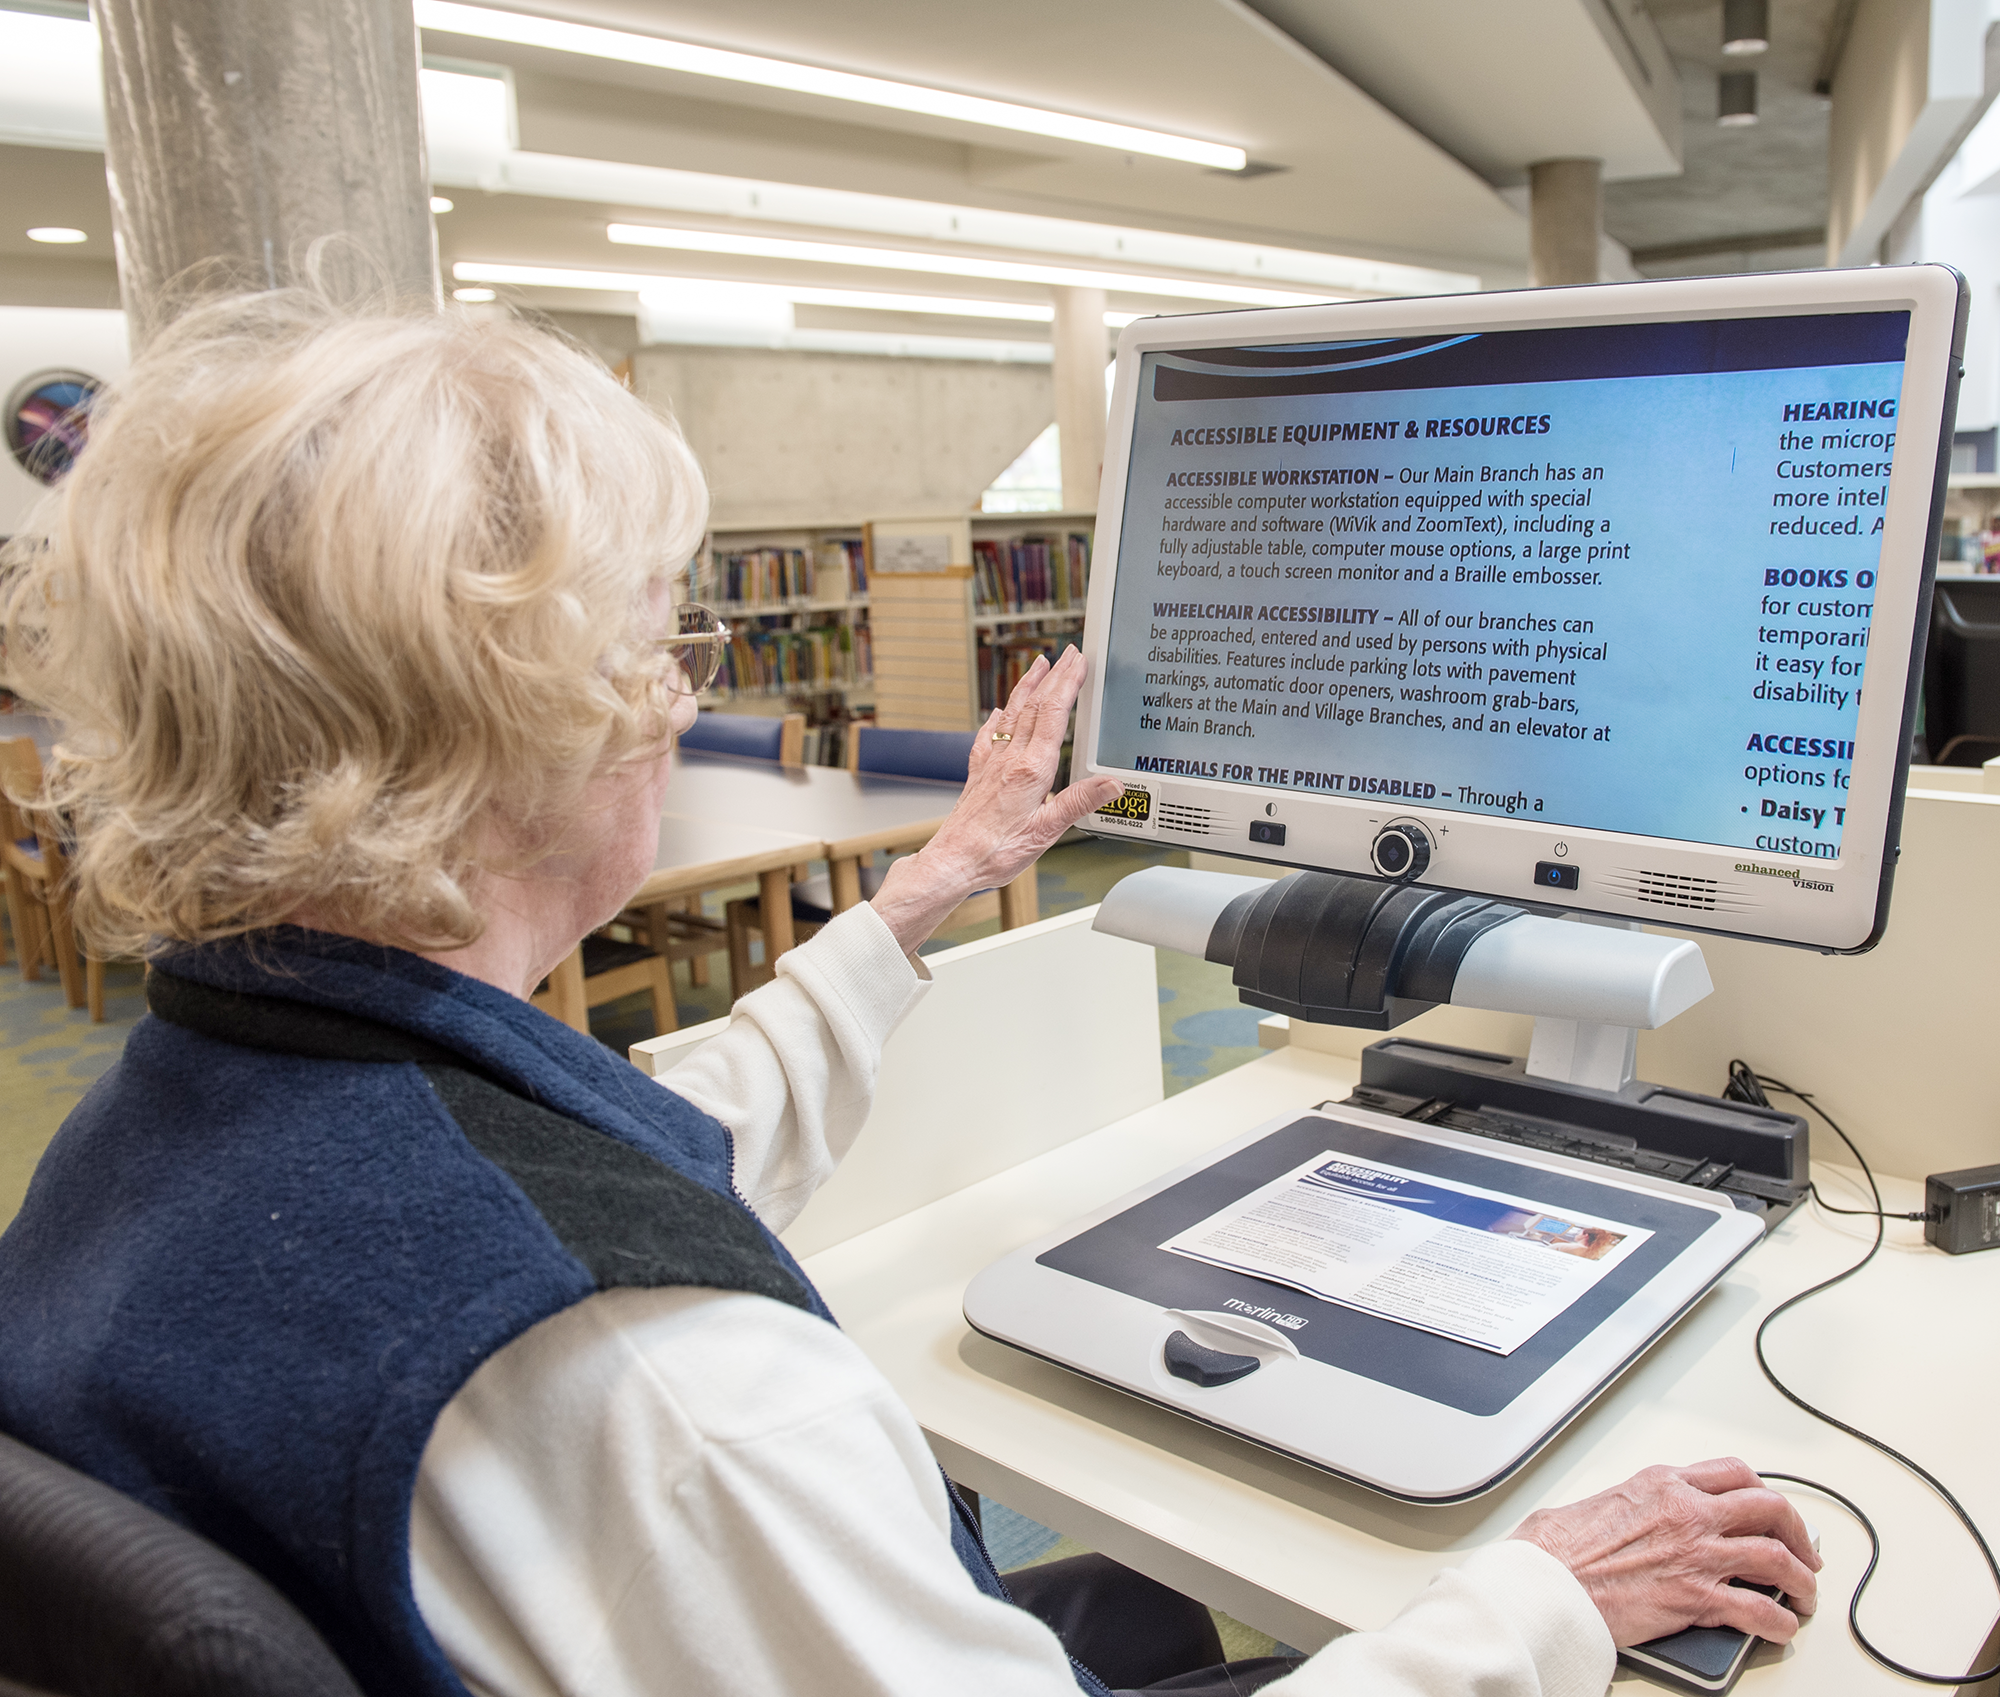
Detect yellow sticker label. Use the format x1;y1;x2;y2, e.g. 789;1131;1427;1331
1097;786;1152;824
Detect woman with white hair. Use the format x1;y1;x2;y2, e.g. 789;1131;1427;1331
0;292;1818;1697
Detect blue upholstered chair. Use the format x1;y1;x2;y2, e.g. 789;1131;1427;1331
677;710;806;766
846;724;976;782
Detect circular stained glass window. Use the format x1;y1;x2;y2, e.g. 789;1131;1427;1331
6;370;102;485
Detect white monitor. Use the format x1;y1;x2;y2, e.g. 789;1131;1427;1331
1076;266;1967;953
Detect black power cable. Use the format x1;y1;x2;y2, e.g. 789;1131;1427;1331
1723;1060;2000;1684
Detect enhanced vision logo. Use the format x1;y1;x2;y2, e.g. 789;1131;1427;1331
1734;860;1835;894
1223;1298;1307;1331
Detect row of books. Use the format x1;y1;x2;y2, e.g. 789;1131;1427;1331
799;717;869;769
973;532;1091;614
695;539;869;608
716;622;873;697
1942;528;2000;568
978;630;1082;714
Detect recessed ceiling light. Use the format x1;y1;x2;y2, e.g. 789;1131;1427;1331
603;224;1326;307
27;227;86;244
452;286;498;301
412;1;1246;171
431;196;455;214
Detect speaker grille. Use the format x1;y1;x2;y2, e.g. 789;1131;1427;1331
1601;868;1754;913
1157;803;1222;837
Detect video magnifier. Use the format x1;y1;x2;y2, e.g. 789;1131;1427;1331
965;264;1967;1502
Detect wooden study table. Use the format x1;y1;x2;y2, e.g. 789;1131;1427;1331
659;750;1038;929
546;749;1022;1033
802;1039;2000;1691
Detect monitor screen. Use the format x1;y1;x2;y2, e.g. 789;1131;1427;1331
1077;269;1965;952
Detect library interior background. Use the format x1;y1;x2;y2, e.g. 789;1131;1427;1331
4;1;2000;1637
10;0;2000;1229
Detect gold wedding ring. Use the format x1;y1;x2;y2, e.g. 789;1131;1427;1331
991;731;1013;742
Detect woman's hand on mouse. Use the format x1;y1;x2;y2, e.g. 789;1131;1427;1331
1510;1458;1821;1647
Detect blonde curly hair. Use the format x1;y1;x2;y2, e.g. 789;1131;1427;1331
0;290;708;955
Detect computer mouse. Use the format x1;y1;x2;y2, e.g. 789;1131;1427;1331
1617;1519;1820;1692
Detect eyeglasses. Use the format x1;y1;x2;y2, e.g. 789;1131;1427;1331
656;601;731;694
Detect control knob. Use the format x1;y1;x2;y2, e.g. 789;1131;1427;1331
1369;822;1433;882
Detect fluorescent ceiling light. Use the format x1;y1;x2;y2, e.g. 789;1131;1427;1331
420;63;513;181
605;224;1325;307
431;196;455;213
455;261;693;293
413;0;1245;170
0;9;100;152
452;261;1133;324
452;286;497;301
487;154;1468;297
786;287;1049;321
627;274;1055;360
27;226;86;243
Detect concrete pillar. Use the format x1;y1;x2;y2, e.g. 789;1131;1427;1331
1051;286;1108;512
96;0;438;347
1528;159;1603;288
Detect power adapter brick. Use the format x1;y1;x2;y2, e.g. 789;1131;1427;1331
1925;1164;2000;1255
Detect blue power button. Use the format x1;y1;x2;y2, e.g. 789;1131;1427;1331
1534;860;1580;891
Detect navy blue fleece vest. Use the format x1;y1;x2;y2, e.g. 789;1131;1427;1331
0;931;1102;1697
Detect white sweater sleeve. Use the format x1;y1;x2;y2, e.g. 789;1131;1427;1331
409;1288;1615;1697
660;902;928;1233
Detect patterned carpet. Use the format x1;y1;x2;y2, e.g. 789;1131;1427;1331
0;947;147;1233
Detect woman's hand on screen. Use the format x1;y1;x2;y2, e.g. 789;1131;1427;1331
870;648;1123;954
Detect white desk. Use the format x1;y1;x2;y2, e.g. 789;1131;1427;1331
802;1040;2000;1691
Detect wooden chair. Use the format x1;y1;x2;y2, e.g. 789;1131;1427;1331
726;725;1038;995
722;899;832;997
0;735;96;1017
604;710;808;1002
622;895;731;995
531;931;678;1038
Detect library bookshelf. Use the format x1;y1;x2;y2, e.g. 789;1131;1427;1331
866;511;1094;734
1945;473;2000;571
686;512;1095;760
692;523;874;766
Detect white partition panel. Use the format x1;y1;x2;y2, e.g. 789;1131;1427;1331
632;906;1163;1257
1253;790;2000;1183
1635;786;2000;1180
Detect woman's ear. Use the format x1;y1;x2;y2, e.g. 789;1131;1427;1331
667;685;700;738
